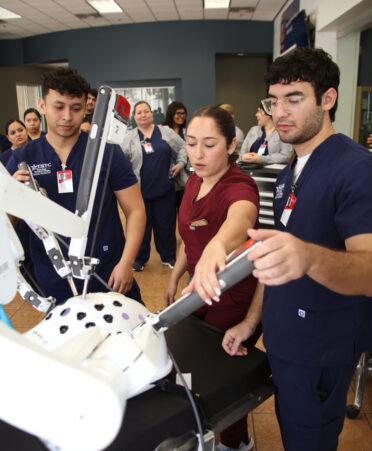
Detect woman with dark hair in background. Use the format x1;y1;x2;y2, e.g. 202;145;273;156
162;101;190;210
1;118;34;285
162;101;187;139
240;104;293;165
0;119;28;166
24;108;44;141
164;105;260;451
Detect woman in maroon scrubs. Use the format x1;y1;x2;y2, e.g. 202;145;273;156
164;106;260;451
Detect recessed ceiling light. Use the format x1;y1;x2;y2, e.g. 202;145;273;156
204;0;230;9
0;7;21;20
87;0;123;14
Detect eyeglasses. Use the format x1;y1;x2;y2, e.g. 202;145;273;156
174;111;186;116
261;95;305;115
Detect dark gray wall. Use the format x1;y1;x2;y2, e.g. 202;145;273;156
216;54;271;134
0;20;273;118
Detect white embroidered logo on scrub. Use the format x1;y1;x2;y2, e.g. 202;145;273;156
275;183;286;199
30;163;52;176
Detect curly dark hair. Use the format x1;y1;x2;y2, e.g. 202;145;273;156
188;105;237;164
88;88;98;98
42;67;90;100
264;47;340;121
162;101;187;129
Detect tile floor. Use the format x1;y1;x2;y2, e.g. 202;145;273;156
3;234;372;450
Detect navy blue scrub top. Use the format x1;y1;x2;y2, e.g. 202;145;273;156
262;134;372;367
138;125;174;199
178;127;185;140
6;133;138;303
250;127;268;155
0;148;13;166
27;130;46;141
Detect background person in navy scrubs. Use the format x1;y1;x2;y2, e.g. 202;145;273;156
84;87;97;121
162;101;188;139
1;119;35;287
0;119;28;166
199;48;372;451
24;108;44;141
122;101;187;271
162;101;190;211
7;68;146;304
240;104;293;165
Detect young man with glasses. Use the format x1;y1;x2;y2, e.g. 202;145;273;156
220;47;372;450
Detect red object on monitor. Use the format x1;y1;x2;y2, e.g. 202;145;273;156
115;95;131;121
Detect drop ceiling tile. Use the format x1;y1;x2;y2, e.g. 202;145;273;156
204;9;229;19
230;0;256;6
228;11;253;20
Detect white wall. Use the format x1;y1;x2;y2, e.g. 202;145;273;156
273;0;372;136
334;32;360;135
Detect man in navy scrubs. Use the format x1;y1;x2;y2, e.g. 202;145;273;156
84;87;97;121
222;48;372;450
7;68;146;304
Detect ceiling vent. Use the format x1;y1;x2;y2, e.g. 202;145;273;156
75;13;102;19
229;7;255;13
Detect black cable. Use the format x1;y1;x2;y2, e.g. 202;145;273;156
167;349;206;451
90;143;115;258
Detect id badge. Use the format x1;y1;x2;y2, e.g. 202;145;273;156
143;141;154;154
257;143;267;156
280;193;296;226
57;170;73;194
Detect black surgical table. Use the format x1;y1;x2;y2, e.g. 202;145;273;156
0;316;273;450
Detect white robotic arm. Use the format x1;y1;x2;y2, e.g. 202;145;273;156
0;86;260;451
68;87;130;289
0;167;128;450
0;210;17;304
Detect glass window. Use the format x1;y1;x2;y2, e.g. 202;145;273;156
115;86;175;129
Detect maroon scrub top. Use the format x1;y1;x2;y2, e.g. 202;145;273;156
179;164;260;334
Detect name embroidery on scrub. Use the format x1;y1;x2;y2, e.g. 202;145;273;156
30;162;52;176
275;183;285;199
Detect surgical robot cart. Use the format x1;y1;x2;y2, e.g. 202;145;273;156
0;86;274;450
0;315;273;451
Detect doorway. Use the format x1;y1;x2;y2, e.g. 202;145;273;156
215;53;271;135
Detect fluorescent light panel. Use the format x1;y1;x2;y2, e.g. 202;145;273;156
204;0;230;9
0;7;21;20
87;0;123;14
